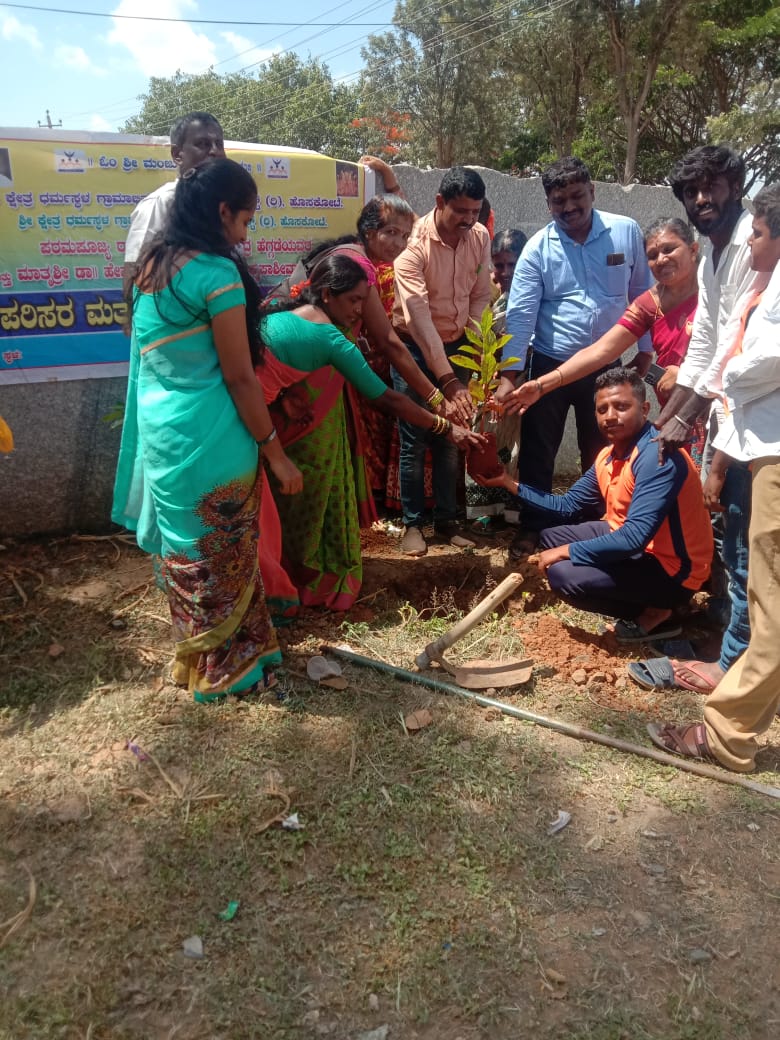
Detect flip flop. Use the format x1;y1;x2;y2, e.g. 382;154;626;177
614;619;682;645
646;721;718;763
670;659;721;694
627;656;677;690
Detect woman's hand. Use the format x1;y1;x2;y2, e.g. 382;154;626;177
504;380;541;416
278;383;313;425
656;364;679;399
267;452;303;495
447;424;485;451
442;382;473;425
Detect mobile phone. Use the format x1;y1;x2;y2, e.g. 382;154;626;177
643;363;666;387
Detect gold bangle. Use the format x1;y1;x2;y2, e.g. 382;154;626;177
426;387;445;408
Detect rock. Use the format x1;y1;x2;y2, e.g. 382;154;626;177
689;948;713;964
367;993;380;1012
571;668;588;685
590;671;608;683
356;1027;389;1040
182;935;204;959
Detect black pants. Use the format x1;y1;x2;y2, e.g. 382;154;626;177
519;352;613;530
540;521;693;620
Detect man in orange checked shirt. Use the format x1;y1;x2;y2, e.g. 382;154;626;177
392;166;492;557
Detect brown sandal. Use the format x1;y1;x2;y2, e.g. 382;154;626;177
646;722;716;763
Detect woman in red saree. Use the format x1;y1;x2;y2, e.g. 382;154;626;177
504;218;705;465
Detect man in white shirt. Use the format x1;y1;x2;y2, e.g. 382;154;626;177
648;184;780;773
122;112;225;290
650;146;768;694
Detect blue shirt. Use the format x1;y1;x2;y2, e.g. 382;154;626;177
504;210;652;369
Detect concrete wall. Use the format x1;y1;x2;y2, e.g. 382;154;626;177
1;167;677;537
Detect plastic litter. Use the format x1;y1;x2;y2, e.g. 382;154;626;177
306;656;342;681
281;812;304;831
218;900;240;921
547;810;572;836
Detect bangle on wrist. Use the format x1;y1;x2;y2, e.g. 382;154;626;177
439;373;459;389
535;379;544;396
555;368;564;387
673;414;692;430
426;386;445;409
257;427;278;448
430;414;452;436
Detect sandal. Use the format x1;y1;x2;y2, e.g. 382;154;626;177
671;659;722;694
627;657;677;690
646;721;717;763
509;530;539;560
614;619;682;644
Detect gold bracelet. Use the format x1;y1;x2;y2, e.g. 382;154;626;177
426;387;445;409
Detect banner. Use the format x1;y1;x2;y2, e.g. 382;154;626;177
0;130;372;385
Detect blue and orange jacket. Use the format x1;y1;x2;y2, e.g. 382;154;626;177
518;423;713;590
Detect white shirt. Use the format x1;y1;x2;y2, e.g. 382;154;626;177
677;209;767;396
712;263;780;462
124;180;177;264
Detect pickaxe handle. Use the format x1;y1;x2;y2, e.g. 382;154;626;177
415;571;524;670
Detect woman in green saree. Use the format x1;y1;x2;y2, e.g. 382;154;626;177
113;158;302;702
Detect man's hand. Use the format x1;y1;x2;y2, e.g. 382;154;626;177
537;544;570;573
702;470;727;513
442;382;473;425
627;351;653;378
471;468;510;489
494;374;518;405
652;416;691;464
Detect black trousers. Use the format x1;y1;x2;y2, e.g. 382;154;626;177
540;521;693;620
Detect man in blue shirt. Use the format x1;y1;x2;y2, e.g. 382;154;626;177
497;157;652;555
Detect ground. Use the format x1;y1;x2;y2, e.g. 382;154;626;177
1;527;778;1040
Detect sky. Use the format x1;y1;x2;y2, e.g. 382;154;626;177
0;0;397;133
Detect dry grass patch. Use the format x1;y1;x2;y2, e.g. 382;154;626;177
1;536;778;1039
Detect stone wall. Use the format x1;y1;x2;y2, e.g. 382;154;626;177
1;167;676;537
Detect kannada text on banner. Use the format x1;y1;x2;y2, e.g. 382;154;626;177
0;132;366;384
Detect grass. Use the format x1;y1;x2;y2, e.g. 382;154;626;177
0;539;778;1039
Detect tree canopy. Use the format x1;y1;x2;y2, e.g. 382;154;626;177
123;0;780;187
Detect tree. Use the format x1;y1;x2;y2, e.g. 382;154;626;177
593;0;693;183
358;0;509;167
122;56;363;159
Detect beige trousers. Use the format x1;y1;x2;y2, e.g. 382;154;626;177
704;456;780;771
